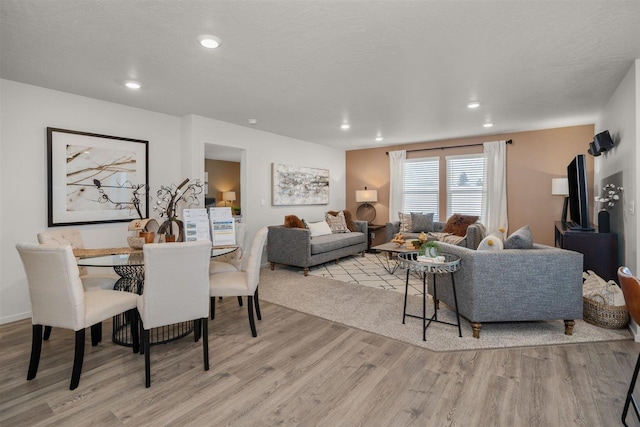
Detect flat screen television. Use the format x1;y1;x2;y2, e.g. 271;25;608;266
566;154;594;231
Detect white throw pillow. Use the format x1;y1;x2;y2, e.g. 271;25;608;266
477;235;504;251
307;220;333;237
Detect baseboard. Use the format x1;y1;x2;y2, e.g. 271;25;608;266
0;311;31;325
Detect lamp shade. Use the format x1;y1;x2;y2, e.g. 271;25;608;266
551;178;569;196
222;191;236;202
355;188;377;203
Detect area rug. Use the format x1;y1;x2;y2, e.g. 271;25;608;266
260;259;632;352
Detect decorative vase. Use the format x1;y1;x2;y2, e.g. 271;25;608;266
598;210;610;233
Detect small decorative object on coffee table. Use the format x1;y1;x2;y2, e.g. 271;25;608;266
398;252;462;341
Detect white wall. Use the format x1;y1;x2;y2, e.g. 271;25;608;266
595;60;638;273
0;79;346;324
185;114;346;246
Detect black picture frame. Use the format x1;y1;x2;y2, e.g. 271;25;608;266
47;127;149;226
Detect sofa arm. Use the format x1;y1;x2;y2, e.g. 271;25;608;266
386;222;400;242
465;223;486;249
353;220;368;234
267;225;311;266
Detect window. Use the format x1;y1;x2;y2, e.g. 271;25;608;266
403;157;439;221
446;154;485;219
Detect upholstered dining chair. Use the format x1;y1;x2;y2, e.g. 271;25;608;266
139;240;212;388
37;229;120;291
210;222;247;274
209;227;268;337
16;243;139;390
617;266;640;426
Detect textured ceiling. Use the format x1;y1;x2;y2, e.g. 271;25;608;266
2;1;640;150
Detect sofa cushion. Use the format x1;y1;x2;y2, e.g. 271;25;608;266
504;225;534;249
411;212;434;232
308;221;332;237
325;211;350;233
310;233;366;255
442;214;479;237
399;212;412;233
477;234;504;251
284;215;305;228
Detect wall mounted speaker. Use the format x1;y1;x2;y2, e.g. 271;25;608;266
588;142;601;157
592;130;614;153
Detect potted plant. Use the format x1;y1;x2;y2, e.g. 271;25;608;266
419;241;441;258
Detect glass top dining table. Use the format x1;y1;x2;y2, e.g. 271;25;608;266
75;245;238;347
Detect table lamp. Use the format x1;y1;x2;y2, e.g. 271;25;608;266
355;187;378;223
222;191;236;207
552;178;569;223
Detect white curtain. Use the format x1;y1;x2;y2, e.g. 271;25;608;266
388;150;406;222
482;141;508;235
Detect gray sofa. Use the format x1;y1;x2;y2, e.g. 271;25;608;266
426;242;584;338
386;220;486;250
268;220;368;276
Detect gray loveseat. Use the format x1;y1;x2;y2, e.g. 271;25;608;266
386;220;486;250
426;242;584;338
268;220;368;276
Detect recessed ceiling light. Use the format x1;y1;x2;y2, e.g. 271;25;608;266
483;123;494;128
467;102;480;109
375;135;383;142
341;123;351;130
198;35;221;49
248;119;257;125
125;81;141;89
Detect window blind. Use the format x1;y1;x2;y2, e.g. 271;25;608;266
403;158;439;221
446;154;485;219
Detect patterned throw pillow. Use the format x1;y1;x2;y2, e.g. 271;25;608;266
325;211;350;233
411;212;434;232
399;212;412;233
327;210;356;232
442;214;479;237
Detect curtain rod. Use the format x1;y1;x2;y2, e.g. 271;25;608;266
385;139;513;155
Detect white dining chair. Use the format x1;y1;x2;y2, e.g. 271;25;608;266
37;229;120;291
210;222;247;274
16;243;139;390
138;240;212;388
209;227;268;337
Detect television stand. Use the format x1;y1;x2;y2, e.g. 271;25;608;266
554;221;618;281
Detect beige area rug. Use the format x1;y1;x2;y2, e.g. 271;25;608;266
259;255;632;352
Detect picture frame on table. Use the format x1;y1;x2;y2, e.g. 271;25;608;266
47;127;149;226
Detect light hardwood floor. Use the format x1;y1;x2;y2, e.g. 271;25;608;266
1;297;638;426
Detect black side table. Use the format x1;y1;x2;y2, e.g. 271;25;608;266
366;224;385;252
398;252;462;340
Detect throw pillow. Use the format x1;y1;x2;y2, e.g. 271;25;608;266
284;215;305;229
442;214;479;237
399;212;412;233
477;235;504;251
504;225;534;249
307;220;332;237
411;212;434;232
325;211;350;233
327;210;357;232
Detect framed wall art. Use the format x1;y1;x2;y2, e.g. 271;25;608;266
272;163;329;205
47;127;149;226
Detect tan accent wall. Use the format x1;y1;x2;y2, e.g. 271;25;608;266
346;125;595;247
205;159;241;210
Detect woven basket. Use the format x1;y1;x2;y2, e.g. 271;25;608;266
583;294;629;329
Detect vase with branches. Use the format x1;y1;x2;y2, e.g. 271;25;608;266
93;179;148;219
594;183;623;233
154;178;203;241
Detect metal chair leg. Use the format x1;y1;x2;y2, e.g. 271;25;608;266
144;328;151;388
254;288;262;321
237;296;243;306
210;296;216;320
43;326;52;341
202;318;209;371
